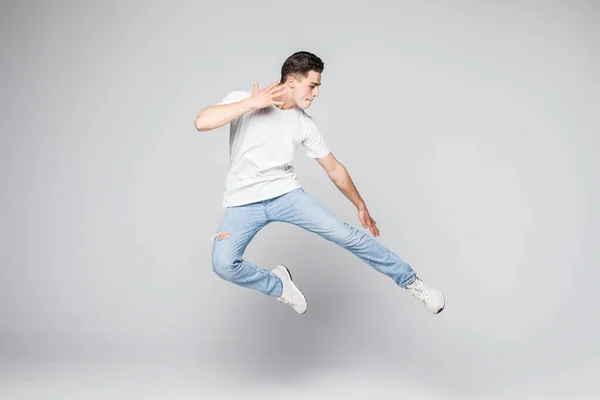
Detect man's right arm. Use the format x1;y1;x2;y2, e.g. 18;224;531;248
194;96;254;132
194;81;287;132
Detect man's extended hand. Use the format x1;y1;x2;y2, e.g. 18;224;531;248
248;80;287;110
358;206;380;237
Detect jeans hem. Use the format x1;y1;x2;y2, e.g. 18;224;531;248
399;274;417;288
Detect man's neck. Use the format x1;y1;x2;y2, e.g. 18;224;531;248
276;99;295;110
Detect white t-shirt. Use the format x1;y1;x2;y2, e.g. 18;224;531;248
217;90;330;207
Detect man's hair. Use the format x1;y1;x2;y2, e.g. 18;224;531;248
280;51;324;83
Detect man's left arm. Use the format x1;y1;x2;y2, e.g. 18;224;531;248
315;153;380;237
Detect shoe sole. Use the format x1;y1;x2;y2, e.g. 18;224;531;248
279;264;308;315
435;293;446;314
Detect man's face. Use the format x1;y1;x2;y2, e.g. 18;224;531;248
287;70;321;110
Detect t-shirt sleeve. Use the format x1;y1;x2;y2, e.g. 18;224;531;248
218;90;250;105
301;114;331;159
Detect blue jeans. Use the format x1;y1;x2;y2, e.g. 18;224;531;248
211;188;416;296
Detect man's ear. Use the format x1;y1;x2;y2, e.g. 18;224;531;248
286;76;296;89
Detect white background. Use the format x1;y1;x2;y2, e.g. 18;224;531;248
1;0;598;398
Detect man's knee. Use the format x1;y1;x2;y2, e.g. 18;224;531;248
334;222;365;246
212;233;238;281
212;254;238;281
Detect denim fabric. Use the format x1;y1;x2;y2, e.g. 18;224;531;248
211;188;416;296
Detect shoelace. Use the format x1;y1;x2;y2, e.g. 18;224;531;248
407;279;431;302
277;296;293;306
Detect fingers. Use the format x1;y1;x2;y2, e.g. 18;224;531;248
367;216;379;237
366;219;374;236
253;81;286;100
271;85;287;96
261;80;281;93
370;224;379;237
360;208;380;237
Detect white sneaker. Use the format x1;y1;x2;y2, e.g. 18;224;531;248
405;277;445;314
272;265;307;314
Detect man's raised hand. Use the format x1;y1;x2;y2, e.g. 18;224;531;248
248;80;287;110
